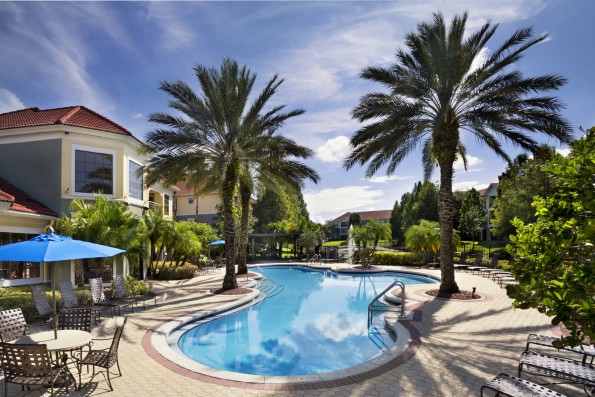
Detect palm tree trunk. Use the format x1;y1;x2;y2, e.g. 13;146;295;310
237;182;251;275
438;157;460;293
222;163;239;290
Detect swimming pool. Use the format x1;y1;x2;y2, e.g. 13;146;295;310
176;266;437;377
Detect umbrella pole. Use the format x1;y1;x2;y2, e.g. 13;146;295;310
51;262;57;339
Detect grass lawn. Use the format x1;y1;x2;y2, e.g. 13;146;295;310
322;240;347;246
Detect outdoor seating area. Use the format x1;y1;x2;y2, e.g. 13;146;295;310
481;333;595;396
0;265;589;396
455;253;519;288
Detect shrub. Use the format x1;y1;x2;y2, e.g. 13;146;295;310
122;274;152;296
155;263;198;280
370;251;422;266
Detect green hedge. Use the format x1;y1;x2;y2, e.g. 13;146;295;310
370;251;422;266
154;263;198;280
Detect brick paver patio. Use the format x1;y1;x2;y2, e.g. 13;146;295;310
1;264;584;396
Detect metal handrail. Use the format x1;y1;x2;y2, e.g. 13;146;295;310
367;280;405;327
307;254;321;265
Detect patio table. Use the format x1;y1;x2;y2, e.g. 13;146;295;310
15;329;91;352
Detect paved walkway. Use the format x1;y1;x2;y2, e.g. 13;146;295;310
1;265;584;396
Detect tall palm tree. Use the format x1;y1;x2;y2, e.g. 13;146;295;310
143;58;315;290
344;12;572;292
144;209;170;277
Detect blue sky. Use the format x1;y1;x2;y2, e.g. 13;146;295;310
1;1;593;222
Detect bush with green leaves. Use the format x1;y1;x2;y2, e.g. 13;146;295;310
507;127;595;348
154;263;198;280
122;275;152;296
369;251;422;266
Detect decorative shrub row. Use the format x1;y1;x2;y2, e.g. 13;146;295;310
369;251;422;266
154;263;198;280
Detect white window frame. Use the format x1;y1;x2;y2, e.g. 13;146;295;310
127;157;144;204
71;144;116;198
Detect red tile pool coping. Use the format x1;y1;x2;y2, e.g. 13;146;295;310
141;315;422;390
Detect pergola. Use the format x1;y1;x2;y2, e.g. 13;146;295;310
247;232;301;261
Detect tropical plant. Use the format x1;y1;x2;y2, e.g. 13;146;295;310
348;213;361;227
143;209;170;277
297;226;322;256
344;12;571;292
405;220;441;254
507;127;595;348
366;220;392;250
143;58;317;290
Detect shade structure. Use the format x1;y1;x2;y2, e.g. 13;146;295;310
208;239;225;246
0;233;125;338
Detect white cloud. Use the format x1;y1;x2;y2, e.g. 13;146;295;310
454;155;483;171
313;313;364;342
556;147;571;157
316;136;351;164
363;175;413;184
144;3;196;51
132;113;144;119
453;181;489;192
303;185;386;222
0;89;25;113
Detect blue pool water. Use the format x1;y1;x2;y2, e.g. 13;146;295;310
177;266;437;376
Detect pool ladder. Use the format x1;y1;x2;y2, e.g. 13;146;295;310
254;265;285;298
367;280;405;327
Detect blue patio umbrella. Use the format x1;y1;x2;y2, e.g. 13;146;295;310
208;239;225;246
0;233;125;338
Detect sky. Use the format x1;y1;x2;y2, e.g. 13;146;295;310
1;1;594;223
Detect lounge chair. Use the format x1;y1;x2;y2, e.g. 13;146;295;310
1;342;76;396
518;350;595;395
453;251;469;271
478;253;501;276
526;334;595;364
77;317;127;391
466;253;485;274
31;285;53;323
59;281;101;324
481;373;569;397
113;274;157;309
89;278;128;317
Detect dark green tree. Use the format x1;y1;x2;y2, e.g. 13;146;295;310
459;188;486;245
344;12;571;292
389;200;401;241
348;213;361;228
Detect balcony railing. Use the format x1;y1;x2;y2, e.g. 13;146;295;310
148;201;162;211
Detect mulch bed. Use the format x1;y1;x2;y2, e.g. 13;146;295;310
211;287;252;295
425;289;482;300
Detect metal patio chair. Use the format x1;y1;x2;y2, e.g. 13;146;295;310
0;308;29;342
466;253;485;274
526;334;595;365
89;278;126;317
453;251;469;270
31;285;53;323
77;317;128;391
59;281;101;324
0;342;76;396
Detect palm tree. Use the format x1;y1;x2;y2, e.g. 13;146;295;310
366;220;392;251
143;58;315;290
344;12;572;292
144;209;170;277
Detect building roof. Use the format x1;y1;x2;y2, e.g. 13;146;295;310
175;182;216;196
0;106;133;137
479;182;499;197
0;178;58;217
331;209;392;223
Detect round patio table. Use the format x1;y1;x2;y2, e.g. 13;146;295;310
15;329;91;351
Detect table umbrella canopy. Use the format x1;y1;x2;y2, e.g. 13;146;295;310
0;233;125;339
208;239;225;246
0;233;125;262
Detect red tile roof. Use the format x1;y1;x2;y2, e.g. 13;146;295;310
0;106;133;136
0;178;58;217
332;209;392;223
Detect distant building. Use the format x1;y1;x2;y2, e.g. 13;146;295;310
329;209;392;240
478;183;499;241
174;183;220;225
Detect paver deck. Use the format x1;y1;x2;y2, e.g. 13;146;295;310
1;264;585;396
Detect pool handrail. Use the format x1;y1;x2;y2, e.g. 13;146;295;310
367;280;405;327
254;265;284;298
